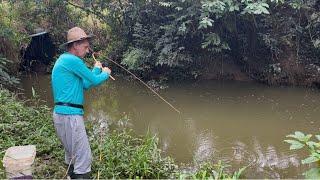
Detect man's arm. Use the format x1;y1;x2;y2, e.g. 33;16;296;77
69;58;109;89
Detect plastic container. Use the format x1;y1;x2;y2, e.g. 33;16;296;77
2;145;36;179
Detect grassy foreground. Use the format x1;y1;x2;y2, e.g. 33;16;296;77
0;88;65;178
0;88;245;179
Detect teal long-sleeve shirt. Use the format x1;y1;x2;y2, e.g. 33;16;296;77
51;52;109;115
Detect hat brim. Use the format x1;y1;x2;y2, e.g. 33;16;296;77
59;34;94;49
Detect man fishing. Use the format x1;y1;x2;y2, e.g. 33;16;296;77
51;27;111;179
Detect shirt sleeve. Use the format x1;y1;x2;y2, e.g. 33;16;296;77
83;79;92;90
83;66;104;90
92;66;102;75
67;58;109;90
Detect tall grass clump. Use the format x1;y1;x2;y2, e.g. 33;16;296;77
91;129;178;179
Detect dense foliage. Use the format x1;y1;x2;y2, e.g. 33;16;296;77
66;0;320;85
1;0;319;85
0;0;107;78
0;2;26;86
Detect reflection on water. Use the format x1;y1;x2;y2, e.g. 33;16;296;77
193;130;216;163
21;75;320;178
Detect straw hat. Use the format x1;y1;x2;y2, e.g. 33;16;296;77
60;27;94;48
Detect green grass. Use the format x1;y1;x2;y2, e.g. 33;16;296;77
91;129;177;179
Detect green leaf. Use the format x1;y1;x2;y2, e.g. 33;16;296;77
159;2;172;7
313;152;320;159
261;2;269;8
290;131;305;138
178;23;187;33
306;141;320;149
316;135;320;141
302;156;319;164
284;140;305;150
31;87;36;98
175;7;183;11
232;165;247;179
287;131;312;142
303;168;320;179
313;40;320;48
284;139;299;144
198;17;214;29
260;7;269;14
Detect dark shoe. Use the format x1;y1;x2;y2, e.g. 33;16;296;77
67;164;74;177
70;172;91;179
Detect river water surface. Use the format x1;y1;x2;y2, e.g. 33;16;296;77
21;74;320;178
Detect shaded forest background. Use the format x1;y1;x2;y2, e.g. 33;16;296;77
1;0;320;87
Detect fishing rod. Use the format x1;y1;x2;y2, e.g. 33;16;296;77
90;50;181;114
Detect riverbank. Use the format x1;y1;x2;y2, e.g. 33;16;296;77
194;56;320;88
0;88;244;179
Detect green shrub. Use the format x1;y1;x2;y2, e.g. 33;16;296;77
285;131;320;179
122;47;150;70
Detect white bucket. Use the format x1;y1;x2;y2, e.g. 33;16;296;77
2;145;36;179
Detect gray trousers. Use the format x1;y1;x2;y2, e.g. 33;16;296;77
53;113;92;174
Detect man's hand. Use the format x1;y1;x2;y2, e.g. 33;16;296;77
102;67;112;75
94;61;103;69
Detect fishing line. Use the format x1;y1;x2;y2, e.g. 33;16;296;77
91;50;181;114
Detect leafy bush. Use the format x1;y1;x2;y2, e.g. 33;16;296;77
285;131;320;179
122;48;150;70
